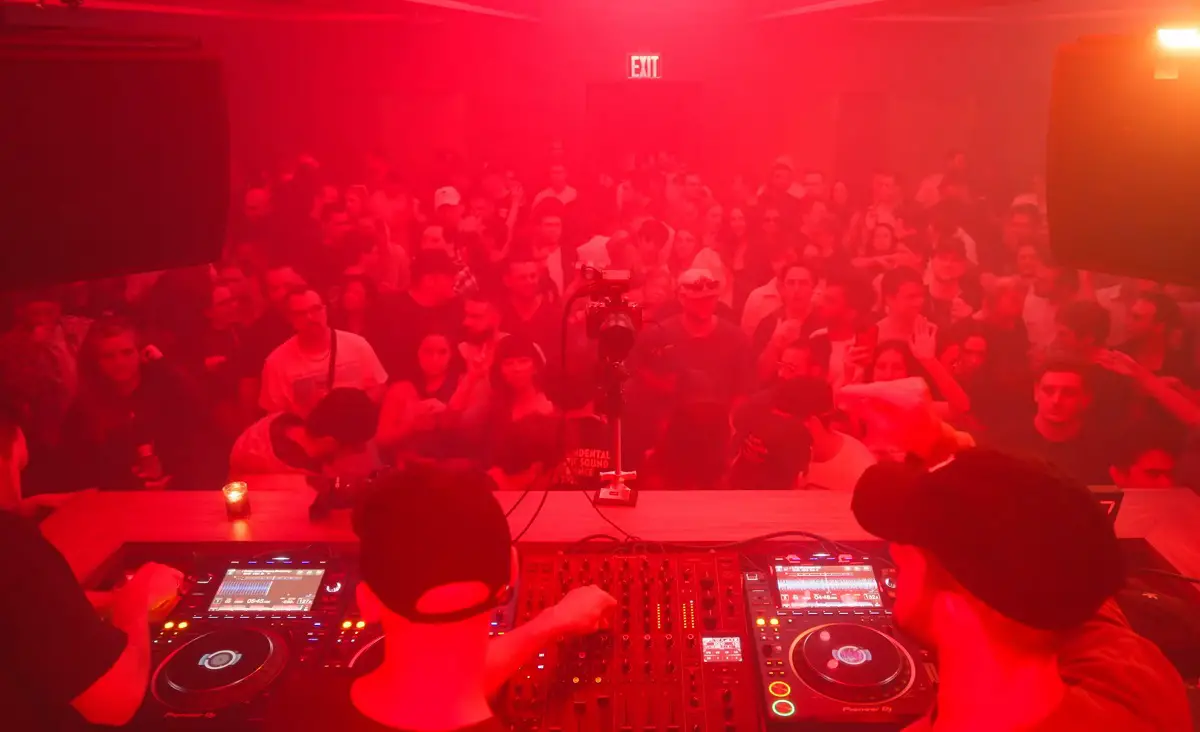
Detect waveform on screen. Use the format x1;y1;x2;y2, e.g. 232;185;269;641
776;577;880;592
214;580;273;597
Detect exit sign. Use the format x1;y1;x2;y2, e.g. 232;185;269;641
628;54;661;79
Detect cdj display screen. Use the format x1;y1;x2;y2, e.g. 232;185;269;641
701;636;743;663
208;568;326;613
774;564;883;609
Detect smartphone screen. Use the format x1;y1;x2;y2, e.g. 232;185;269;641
855;324;879;353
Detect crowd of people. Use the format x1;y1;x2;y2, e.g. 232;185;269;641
3;144;1200;507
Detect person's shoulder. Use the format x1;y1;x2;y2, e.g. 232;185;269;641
1051;602;1193;731
715;317;750;342
746;281;775;300
836;431;876;460
264;335;299;363
336;330;377;352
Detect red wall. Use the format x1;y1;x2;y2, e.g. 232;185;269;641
10;4;1152;188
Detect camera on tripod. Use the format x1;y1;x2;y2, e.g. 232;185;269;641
581;267;644;363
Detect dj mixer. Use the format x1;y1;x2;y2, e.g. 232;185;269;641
90;539;1199;731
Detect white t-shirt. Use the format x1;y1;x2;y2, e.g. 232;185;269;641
260;330;387;416
1023;292;1059;351
801;431;877;491
742;280;782;336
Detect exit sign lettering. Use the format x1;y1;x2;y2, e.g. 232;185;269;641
628;54;661;79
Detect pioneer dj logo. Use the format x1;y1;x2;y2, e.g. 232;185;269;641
842;705;893;714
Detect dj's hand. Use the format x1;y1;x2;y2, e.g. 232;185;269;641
121;562;184;614
548;585;617;637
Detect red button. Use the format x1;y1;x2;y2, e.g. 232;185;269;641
768;681;791;698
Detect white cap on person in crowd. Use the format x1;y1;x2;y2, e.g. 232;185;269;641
677;268;722;298
434;186;462;210
1011;192;1040;209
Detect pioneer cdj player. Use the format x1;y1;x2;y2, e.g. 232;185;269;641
743;549;936;730
95;543;516;730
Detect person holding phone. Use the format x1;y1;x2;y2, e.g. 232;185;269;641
752;262;822;382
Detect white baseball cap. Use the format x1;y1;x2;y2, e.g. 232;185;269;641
433;186;462;209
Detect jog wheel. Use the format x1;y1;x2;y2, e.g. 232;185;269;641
350;635;384;674
789;623;915;705
152;628;289;713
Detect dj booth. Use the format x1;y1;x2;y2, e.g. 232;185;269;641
41;483;1200;731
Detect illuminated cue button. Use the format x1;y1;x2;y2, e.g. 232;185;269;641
767;681;792;698
177;622;188;629
163;622;175;630
772;699;797;718
355;621;366;629
755;618;766;627
769;618;780;626
342;621;353;629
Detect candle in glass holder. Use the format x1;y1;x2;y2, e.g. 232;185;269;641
222;481;251;519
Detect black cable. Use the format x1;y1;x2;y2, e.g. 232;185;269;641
1136;567;1200;585
565;533;625;551
512;489;551;543
504;489;530;518
579;489;635;540
505;285;594;535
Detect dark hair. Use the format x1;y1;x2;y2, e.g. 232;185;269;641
1056;300;1111;345
78;315;140;392
862;224;898;256
464;290;500;308
825;269;874;316
1136;292;1182;328
865;340;925;384
285;286;321;307
306;388;378;446
779;260;818;284
1038;358;1091;389
638;219;670;247
492;414;563;476
1110;426;1181;471
414;330;465;378
504;248;542;272
772;377;834;420
337;275;377;306
531;197;566;222
880;266;924;299
489;334;546;397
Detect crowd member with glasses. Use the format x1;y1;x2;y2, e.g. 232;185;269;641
259;287;388;417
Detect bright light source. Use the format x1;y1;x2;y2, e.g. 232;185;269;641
1157;28;1200;52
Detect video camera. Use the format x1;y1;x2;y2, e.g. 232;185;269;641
580;266;644;363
